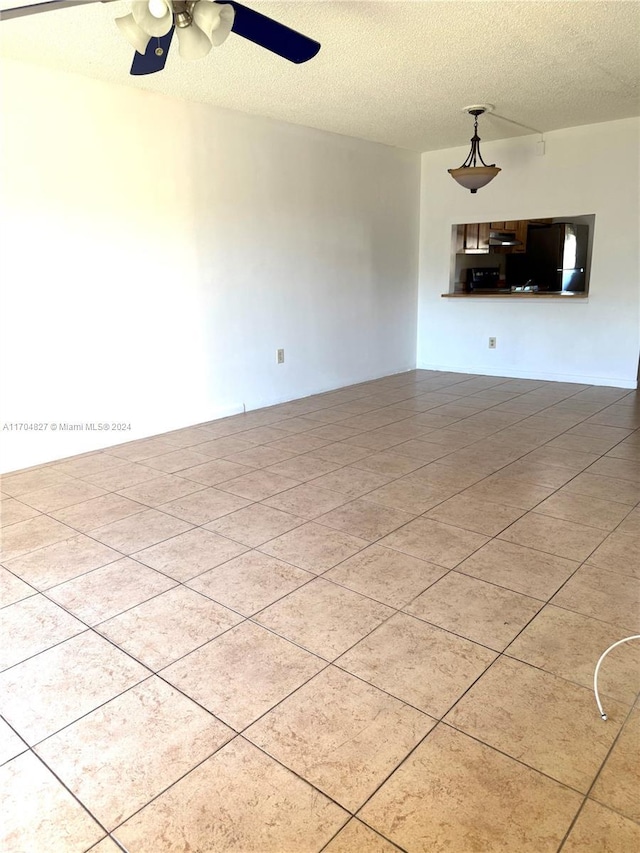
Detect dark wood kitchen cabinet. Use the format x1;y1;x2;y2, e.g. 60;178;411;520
456;218;554;255
456;222;490;253
489;221;526;253
514;220;528;253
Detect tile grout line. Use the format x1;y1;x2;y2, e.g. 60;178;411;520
2;377;637;700
555;698;639;851
1;370;637;849
6;505;635;789
3;371;634;483
3;377;636;559
3;383;637;674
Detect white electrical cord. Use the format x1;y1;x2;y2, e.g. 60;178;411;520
490;111;544;137
481;107;547;156
593;635;640;720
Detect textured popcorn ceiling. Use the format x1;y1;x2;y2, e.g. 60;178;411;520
1;0;639;150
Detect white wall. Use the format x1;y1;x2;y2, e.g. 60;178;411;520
0;59;420;472
417;118;640;387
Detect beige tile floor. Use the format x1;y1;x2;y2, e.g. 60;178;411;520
1;369;639;853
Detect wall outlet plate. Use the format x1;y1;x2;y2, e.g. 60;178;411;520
488;337;497;349
276;348;285;364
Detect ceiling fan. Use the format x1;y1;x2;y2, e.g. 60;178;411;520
0;0;321;75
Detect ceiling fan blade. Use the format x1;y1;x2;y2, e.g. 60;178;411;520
0;0;110;22
217;1;320;64
130;25;174;75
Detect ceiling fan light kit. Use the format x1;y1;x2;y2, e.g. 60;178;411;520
115;13;151;54
176;21;212;59
118;1;233;61
449;106;501;194
130;0;173;37
194;0;234;45
1;0;321;75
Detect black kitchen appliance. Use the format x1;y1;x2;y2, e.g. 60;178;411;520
505;253;532;289
467;267;501;292
526;223;589;292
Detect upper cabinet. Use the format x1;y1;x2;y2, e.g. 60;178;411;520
456;219;552;255
456;222;490;253
494;221;528;254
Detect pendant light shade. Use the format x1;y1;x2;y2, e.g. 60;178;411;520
448;165;500;193
131;0;173;37
449;108;501;193
193;1;235;45
115;13;151;54
176;21;212;59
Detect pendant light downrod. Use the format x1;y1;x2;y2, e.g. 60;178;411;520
448;107;501;194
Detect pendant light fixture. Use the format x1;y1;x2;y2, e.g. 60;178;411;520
448;106;501;194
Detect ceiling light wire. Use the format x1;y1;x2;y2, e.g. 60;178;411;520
488;111;545;142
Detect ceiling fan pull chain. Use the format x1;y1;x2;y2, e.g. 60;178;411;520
155;37;164;57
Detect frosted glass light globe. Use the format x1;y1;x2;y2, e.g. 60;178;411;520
132;0;173;36
148;0;168;19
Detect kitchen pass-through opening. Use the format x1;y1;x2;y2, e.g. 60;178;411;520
450;214;595;295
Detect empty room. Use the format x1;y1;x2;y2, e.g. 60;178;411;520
0;1;639;851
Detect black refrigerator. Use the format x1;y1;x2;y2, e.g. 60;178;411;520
524;223;589;292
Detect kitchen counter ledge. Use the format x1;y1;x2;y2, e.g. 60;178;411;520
442;292;589;299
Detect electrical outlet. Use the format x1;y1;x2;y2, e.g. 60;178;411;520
276;348;285;364
488;337;497;349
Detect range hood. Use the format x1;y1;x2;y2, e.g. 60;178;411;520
489;230;522;247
